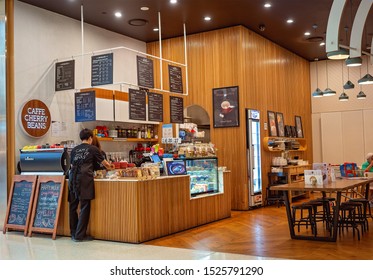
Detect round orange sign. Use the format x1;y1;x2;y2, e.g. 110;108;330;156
20;99;51;138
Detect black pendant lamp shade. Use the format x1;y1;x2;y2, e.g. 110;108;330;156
343;80;355;89
356;91;366;99
339;92;349;101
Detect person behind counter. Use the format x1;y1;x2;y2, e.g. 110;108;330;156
91;135;107;170
68;128;114;242
362;152;373;172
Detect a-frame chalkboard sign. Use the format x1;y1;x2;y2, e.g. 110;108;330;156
28;175;65;240
3;175;37;236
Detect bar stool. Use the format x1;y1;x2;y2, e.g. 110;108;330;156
349;198;372;230
343;200;366;234
337;202;360;240
313;197;335;230
291;203;316;236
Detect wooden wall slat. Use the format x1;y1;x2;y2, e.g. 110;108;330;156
147;26;312;210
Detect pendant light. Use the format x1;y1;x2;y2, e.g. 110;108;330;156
346;57;362;67
358;56;373;85
357;61;366;99
339;60;349;101
327;49;349;60
312;59;323;97
323;60;336;96
343;26;355;89
346;1;362;67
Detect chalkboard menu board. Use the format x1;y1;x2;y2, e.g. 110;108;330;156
3;175;37;236
170;96;184;123
75;91;96;122
129;88;147;121
29;176;65;240
91;53;113;86
168;65;183;93
137;56;154;89
148;92;163;122
55;60;75;91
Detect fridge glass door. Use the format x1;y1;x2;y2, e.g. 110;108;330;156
251;120;262;194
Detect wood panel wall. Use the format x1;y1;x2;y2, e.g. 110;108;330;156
147;25;313;210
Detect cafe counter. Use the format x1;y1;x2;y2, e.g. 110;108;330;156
57;172;231;243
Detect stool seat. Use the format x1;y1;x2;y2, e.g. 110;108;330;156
291;203;316;236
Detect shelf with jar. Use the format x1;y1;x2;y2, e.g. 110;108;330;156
94;123;159;143
263;137;307;152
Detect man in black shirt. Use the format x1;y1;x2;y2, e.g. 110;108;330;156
68;128;113;242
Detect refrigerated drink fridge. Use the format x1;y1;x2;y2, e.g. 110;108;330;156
246;109;262;207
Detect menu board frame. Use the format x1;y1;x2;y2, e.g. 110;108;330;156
168;65;184;94
148;92;163;122
28;175;65;240
170;96;184;124
3;175;37;236
75;90;96;122
129;89;147;121
55;60;75;91
91;53;114;86
137;55;155;89
212;86;240;128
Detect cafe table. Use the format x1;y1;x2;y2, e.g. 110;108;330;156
271;177;373;242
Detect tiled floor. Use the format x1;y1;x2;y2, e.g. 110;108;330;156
0;231;278;260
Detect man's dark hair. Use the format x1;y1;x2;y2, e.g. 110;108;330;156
79;128;93;141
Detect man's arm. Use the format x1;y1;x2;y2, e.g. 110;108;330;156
101;159;115;170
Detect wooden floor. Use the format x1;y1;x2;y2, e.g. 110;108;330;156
145;200;373;260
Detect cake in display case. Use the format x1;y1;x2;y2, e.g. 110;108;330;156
185;157;219;197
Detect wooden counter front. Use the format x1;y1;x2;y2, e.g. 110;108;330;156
57;174;231;243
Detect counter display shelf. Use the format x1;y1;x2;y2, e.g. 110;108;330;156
57;173;231;243
185;157;219;197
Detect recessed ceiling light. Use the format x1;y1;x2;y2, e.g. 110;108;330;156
170;0;177;4
114;12;122;18
304;32;311;36
140;7;149;11
320;42;325;46
204;16;211;21
264;3;272;8
153;28;159;32
287;19;294;23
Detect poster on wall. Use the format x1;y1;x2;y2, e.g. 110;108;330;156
213;86;239;128
148;92;163;122
91;53;113;86
75;91;96;122
129;89;146;121
137;56;154;89
168;65;183;93
55;60;75;91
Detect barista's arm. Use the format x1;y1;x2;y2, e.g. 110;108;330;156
101;159;115;170
364;161;373;172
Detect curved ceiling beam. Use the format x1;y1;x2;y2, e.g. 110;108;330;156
349;0;373;58
326;0;347;53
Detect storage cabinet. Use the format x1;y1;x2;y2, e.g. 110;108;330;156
282;164;311;201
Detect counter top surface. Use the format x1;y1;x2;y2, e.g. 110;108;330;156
94;175;189;182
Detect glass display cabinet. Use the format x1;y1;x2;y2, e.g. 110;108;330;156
185;157;219;197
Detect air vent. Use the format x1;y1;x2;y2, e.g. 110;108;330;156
305;36;324;43
128;19;148;26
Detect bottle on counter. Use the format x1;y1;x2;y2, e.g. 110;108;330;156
141;125;146;139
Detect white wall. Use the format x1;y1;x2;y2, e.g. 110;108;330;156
14;1;146;157
311;57;373;166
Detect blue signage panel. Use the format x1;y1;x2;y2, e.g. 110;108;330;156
75;91;96;122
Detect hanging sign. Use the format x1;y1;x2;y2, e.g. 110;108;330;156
20;99;51;138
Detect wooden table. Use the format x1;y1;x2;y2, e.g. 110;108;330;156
271;178;373;242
